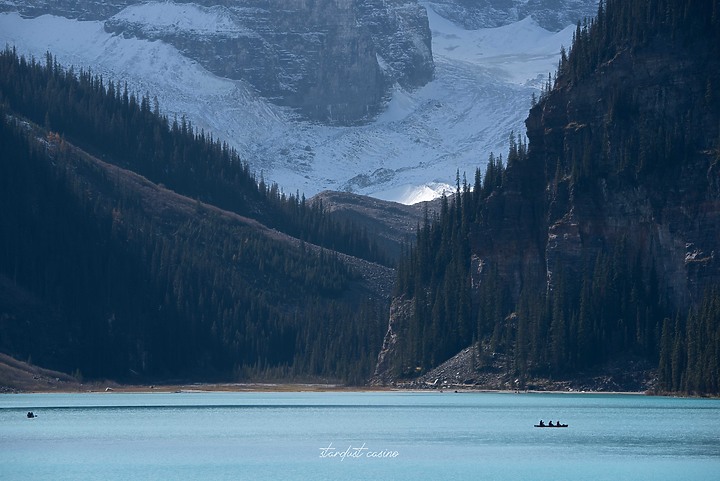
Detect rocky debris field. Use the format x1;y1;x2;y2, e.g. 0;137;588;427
386;343;658;393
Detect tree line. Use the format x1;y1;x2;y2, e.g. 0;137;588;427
390;0;720;393
0;62;388;384
392;146;719;393
0;47;389;266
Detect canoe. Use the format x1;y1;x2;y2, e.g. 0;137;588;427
534;424;568;428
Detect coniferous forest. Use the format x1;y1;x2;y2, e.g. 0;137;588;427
1;0;720;394
0;48;388;384
390;0;720;394
0;48;389;267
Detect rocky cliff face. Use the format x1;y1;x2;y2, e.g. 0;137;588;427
444;4;720;310
514;38;720;311
3;0;433;124
373;2;720;385
355;0;433;88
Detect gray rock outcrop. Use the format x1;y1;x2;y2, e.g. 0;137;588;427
3;0;434;124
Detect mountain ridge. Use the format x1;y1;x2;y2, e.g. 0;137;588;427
0;110;393;382
0;2;580;202
2;0;434;124
375;0;720;394
0;51;419;383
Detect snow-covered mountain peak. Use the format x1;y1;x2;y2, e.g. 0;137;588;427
0;1;585;204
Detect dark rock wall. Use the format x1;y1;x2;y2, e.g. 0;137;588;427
473;39;720;313
356;0;433;88
373;24;720;384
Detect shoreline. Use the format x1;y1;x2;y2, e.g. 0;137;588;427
7;380;715;398
1;354;700;396
2;381;652;396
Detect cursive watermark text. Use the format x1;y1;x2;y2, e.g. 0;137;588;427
319;443;399;461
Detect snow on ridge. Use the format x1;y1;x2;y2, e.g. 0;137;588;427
0;12;236;94
0;7;574;205
425;4;574;86
110;1;249;36
0;12;284;151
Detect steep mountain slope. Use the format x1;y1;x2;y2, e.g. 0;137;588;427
0;112;393;383
0;352;82;393
0;50;399;383
375;0;720;393
0;2;577;203
310;191;440;261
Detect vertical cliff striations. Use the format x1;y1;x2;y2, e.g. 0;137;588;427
520;4;720;311
375;0;720;390
3;0;434;124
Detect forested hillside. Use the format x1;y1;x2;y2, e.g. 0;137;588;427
379;0;720;394
0;47;389;266
0;50;392;383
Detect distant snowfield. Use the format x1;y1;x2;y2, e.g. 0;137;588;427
0;5;573;204
110;1;247;36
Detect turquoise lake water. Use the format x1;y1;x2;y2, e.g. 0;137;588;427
1;391;718;480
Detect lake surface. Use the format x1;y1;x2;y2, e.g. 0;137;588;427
1;391;718;480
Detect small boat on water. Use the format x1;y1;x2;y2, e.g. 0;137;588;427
534;420;568;428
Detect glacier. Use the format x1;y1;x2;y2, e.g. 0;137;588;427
0;4;573;204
